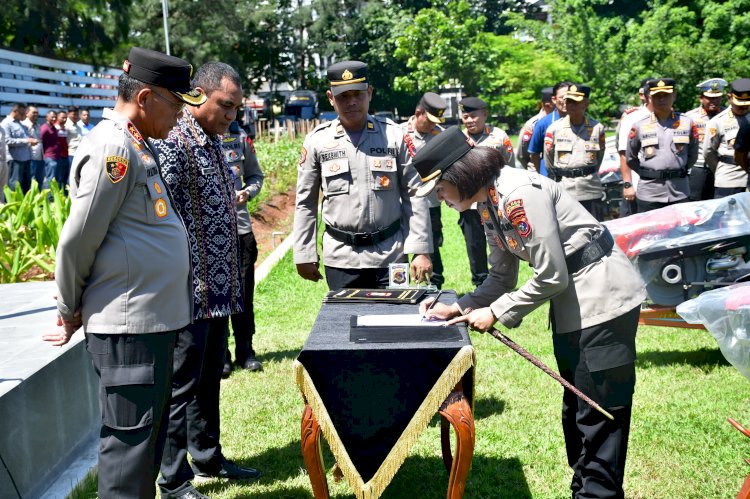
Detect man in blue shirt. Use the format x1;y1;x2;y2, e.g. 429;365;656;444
528;81;572;177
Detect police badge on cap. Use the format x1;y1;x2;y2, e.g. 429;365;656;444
419;92;447;124
122;47;206;106
327;61;369;96
696;78;727;98
565;84;591;102
648;78;675;95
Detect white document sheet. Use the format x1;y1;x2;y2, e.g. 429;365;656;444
356;314;449;327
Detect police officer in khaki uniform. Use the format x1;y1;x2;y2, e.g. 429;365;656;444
293;61;432;289
543;84;607;220
402;92;446;288
704;78;750;198
44;47;206;499
625;78;700;212
686;78;727;200
414;127;646;499
224;119;264;373
460;96;516;287
517;87;553;171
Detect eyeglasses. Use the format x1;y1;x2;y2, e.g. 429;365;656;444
151;90;185;111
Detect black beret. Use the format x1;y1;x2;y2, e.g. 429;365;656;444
419;92;447;123
413;126;475;197
460;97;488;112
541;87;553;102
648;78;675;95
565;84;591;102
122;47;206;106
327;61;369;96
731;78;750;106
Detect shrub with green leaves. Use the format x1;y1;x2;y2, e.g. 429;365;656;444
0;181;70;283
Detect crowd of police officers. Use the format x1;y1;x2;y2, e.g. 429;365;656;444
39;43;750;498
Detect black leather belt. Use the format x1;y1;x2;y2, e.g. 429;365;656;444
548;165;598;180
636;166;686;180
325;219;401;247
565;227;614;274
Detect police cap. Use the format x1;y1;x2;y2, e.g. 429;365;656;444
327;61;369;96
413;126;474;197
696;78;728;98
541;87;553;103
460;97;488;113
648;78;675;95
731;78;750;107
418;92;447;123
565;84;591;102
122;47;206;106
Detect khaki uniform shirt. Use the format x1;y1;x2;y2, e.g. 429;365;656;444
625;112;699;203
465;125;516;167
56;108;191;333
543;115;605;202
686;105;723;169
457;168;646;334
223;128;264;235
401;116;442;208
293;116;432;268
704;108;749;189
517;109;546;169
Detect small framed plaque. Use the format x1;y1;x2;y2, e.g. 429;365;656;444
388;262;410;288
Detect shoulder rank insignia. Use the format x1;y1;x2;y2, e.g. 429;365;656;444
127;122;143;143
105;155;129;183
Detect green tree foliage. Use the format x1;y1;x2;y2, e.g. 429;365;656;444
0;0;132;66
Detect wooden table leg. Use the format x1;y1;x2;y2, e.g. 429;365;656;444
438;384;475;499
301;404;330;499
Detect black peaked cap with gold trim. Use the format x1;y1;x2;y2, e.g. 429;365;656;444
419;92;447;123
328;61;369;96
413;126;475;197
565;84;591;101
731;78;750;107
122;47;206;106
648;78;675;95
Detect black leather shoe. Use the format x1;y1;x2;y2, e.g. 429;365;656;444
221;360;232;379
193;459;261;481
176;485;210;499
240;355;263;372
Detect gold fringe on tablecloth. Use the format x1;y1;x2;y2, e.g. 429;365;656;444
294;344;475;499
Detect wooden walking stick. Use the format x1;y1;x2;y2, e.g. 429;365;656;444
486;326;614;421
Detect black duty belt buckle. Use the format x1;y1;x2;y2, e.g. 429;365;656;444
352;232;373;246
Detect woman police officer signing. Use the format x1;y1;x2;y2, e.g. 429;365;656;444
415;126;645;499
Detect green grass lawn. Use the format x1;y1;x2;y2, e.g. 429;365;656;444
71;205;750;498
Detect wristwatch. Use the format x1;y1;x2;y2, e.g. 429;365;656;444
622;181;633;189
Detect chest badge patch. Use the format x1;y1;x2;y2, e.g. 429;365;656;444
482;208;490;221
378;175;390;188
153;182;162;195
506;236;519;250
488;186;499;205
154;198;168;218
105;155;129;183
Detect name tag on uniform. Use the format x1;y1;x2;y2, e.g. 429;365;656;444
201;167;216;175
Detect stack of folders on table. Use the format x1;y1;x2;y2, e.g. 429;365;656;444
324;288;427;304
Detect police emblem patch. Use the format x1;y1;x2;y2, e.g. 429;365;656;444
131;139;143;151
140;152;153;164
482;208;490;221
127;122;143;143
629;128;637;139
709;127;718;137
378;175;390;188
503;137;513;153
299;146;307;164
105;155;129;183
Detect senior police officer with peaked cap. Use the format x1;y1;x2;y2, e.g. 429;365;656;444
414;126;646;499
402;91;447;287
44;47;206;498
543;84;608;220
293;60;433;289
459;96;516;287
626;78;700;212
687;77;727;200
703;78;750;198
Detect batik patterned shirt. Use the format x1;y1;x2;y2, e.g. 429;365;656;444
153;111;243;320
